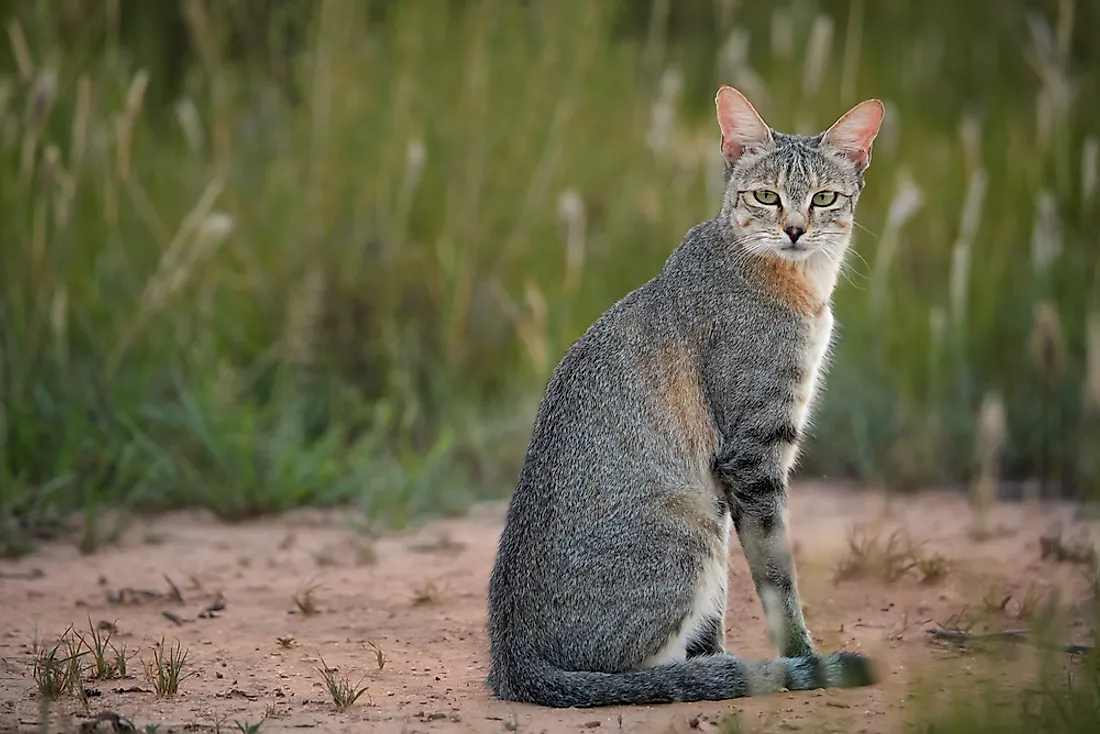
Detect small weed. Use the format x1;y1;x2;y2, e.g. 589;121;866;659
263;702;280;719
32;627;87;700
293;580;323;616
315;655;371;711
716;711;744;734
410;533;466;555
1016;582;1048;621
313;549;339;567
353;538;377;566
146;638;194;698
411;578;447;606
938;610;977;634
277;636;297;649
916;553;952;584
833;526;952;585
367;640;387;670
79;616;117;679
113;641;130;677
982;585;1013;615
234;719;265;733
1039;532;1097;567
833;527;912;583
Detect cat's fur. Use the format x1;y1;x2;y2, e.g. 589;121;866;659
486;86;885;708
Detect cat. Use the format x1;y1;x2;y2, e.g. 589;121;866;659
486;85;884;707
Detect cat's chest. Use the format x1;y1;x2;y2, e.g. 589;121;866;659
791;307;834;423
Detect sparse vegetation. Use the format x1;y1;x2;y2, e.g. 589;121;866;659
0;0;1097;552
833;526;951;585
145;638;193;699
31;626;86;701
78;616;120;680
315;656;371;712
292;580;323;616
367;640;387;671
411;578;447;606
1040;531;1098;567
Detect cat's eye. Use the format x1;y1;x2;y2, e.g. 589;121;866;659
811;191;838;207
753;189;780;206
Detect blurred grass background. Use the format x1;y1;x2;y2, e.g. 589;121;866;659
1;0;1099;553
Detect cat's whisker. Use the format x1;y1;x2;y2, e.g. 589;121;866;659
852;219;879;238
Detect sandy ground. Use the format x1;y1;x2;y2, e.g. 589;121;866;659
1;483;1098;734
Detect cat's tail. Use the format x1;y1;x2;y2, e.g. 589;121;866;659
490;650;875;709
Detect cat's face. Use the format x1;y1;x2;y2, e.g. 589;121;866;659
715;87;884;265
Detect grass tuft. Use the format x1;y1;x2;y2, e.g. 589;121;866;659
833;526;950;585
145;638;194;699
31;626;86;701
315;655;371;712
292;580;323;616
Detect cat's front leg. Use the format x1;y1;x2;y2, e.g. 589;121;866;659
715;448;813;658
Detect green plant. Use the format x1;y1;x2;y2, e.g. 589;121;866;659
0;0;1095;549
31;627;86;701
78;617;118;680
315;656;370;712
145;638;194;698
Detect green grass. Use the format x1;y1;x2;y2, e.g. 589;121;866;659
0;0;1098;553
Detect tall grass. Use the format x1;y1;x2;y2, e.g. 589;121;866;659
0;0;1098;552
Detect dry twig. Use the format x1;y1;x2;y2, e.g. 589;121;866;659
926;626;1092;655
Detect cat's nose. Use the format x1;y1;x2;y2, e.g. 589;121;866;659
784;226;805;243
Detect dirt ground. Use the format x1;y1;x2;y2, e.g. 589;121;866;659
1;483;1098;734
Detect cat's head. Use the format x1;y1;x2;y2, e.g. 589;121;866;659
714;86;884;264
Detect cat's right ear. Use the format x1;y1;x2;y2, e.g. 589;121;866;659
715;86;772;166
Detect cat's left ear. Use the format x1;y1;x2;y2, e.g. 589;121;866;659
822;99;884;172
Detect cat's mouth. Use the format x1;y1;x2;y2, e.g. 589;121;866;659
775;243;815;261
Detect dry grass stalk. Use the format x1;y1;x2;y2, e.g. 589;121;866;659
971;391;1006;538
70;75;91;171
949;168;988;326
411;578;447;606
833;526;950;585
1082;136;1098;204
491;280;549;376
870;171;924;309
108;179;231;373
6;19;32;78
718;29;767;110
1030;191;1063;274
284;266;327;374
1085;311;1100;414
646;67;682;154
174;96;205;153
839;0;864;101
1028;301;1065;388
114;68;150;182
293;580;323;616
801;14;834;97
558;189;586;293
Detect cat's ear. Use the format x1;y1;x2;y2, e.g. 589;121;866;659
715;86;772;165
822;99;884;172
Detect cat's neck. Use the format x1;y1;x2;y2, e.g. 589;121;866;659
742;239;848;318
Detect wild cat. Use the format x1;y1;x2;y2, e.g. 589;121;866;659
486;86;884;707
